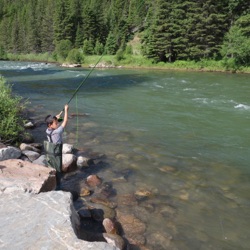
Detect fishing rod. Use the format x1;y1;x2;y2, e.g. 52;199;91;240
67;54;104;105
58;53;104;117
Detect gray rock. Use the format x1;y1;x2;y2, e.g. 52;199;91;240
32;155;46;166
0;191;118;250
62;153;77;172
20;143;41;153
22;150;40;161
63;143;74;154
24;121;35;128
0;146;21;161
77;156;92;167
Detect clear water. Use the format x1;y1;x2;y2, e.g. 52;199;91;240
1;61;250;249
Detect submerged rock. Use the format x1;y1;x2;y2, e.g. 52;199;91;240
116;210;146;246
86;174;102;187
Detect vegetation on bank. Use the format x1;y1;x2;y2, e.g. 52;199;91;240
0;77;27;144
4;52;250;74
0;0;249;73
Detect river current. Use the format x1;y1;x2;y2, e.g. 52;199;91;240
0;61;249;249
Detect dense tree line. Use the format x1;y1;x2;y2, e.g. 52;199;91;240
0;0;249;66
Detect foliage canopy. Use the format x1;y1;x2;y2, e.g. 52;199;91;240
0;0;249;67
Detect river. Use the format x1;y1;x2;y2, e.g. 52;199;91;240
0;61;249;249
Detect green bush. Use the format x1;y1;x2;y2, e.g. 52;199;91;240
0;77;26;144
125;45;133;55
115;49;125;61
83;39;94;55
55;40;72;60
66;49;83;64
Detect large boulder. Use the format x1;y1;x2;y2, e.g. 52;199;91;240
0;159;56;193
0;191;118;250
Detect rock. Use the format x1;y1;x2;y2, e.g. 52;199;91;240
62;153;77;172
0;159;56;193
20;143;41;153
24;121;35;128
78;207;92;218
0;146;22;161
86;202;116;220
117;194;138;207
134;189;152;201
0;191;118;250
61;63;81;68
22;150;40;161
159;204;177;218
103;233;125;250
112;176;127;183
116;210;146;246
103;218;117;234
90;196;117;209
63;143;74;154
80;187;91;197
178;189;189;201
77;156;93;167
158;165;177;173
30;143;43;149
86;174;102;187
147;232;173;249
32;155;46;166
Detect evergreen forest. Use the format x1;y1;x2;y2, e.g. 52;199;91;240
0;0;250;70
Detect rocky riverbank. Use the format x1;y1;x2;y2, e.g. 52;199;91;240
0;111;178;250
0;142;121;249
0;139;159;250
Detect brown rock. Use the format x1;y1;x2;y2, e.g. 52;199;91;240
116;210;146;245
103;218;117;234
80;187;91;197
117;194;138;207
86;174;102;187
134;189;152;201
0;159;56;193
158;165;177;173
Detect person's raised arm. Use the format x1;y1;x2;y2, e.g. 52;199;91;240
61;104;69;128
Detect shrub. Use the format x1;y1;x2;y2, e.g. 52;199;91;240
115;49;125;61
0;77;26;144
66;49;83;64
55;40;72;60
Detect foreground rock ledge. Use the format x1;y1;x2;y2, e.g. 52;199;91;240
0;191;117;250
0;159;118;250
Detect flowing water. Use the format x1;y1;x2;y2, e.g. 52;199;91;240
1;61;250;249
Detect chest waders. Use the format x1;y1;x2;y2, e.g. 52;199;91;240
44;132;63;189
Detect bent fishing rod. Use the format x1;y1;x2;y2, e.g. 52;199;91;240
58;54;104;116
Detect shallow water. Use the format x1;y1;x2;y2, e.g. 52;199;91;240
1;61;250;249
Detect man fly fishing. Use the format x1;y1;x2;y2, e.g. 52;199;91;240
44;104;69;190
43;53;103;190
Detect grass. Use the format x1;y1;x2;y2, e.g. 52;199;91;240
4;52;250;73
0;76;27;144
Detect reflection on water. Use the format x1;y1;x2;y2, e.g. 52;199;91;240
1;61;250;249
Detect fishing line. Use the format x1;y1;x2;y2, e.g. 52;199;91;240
75;93;79;147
